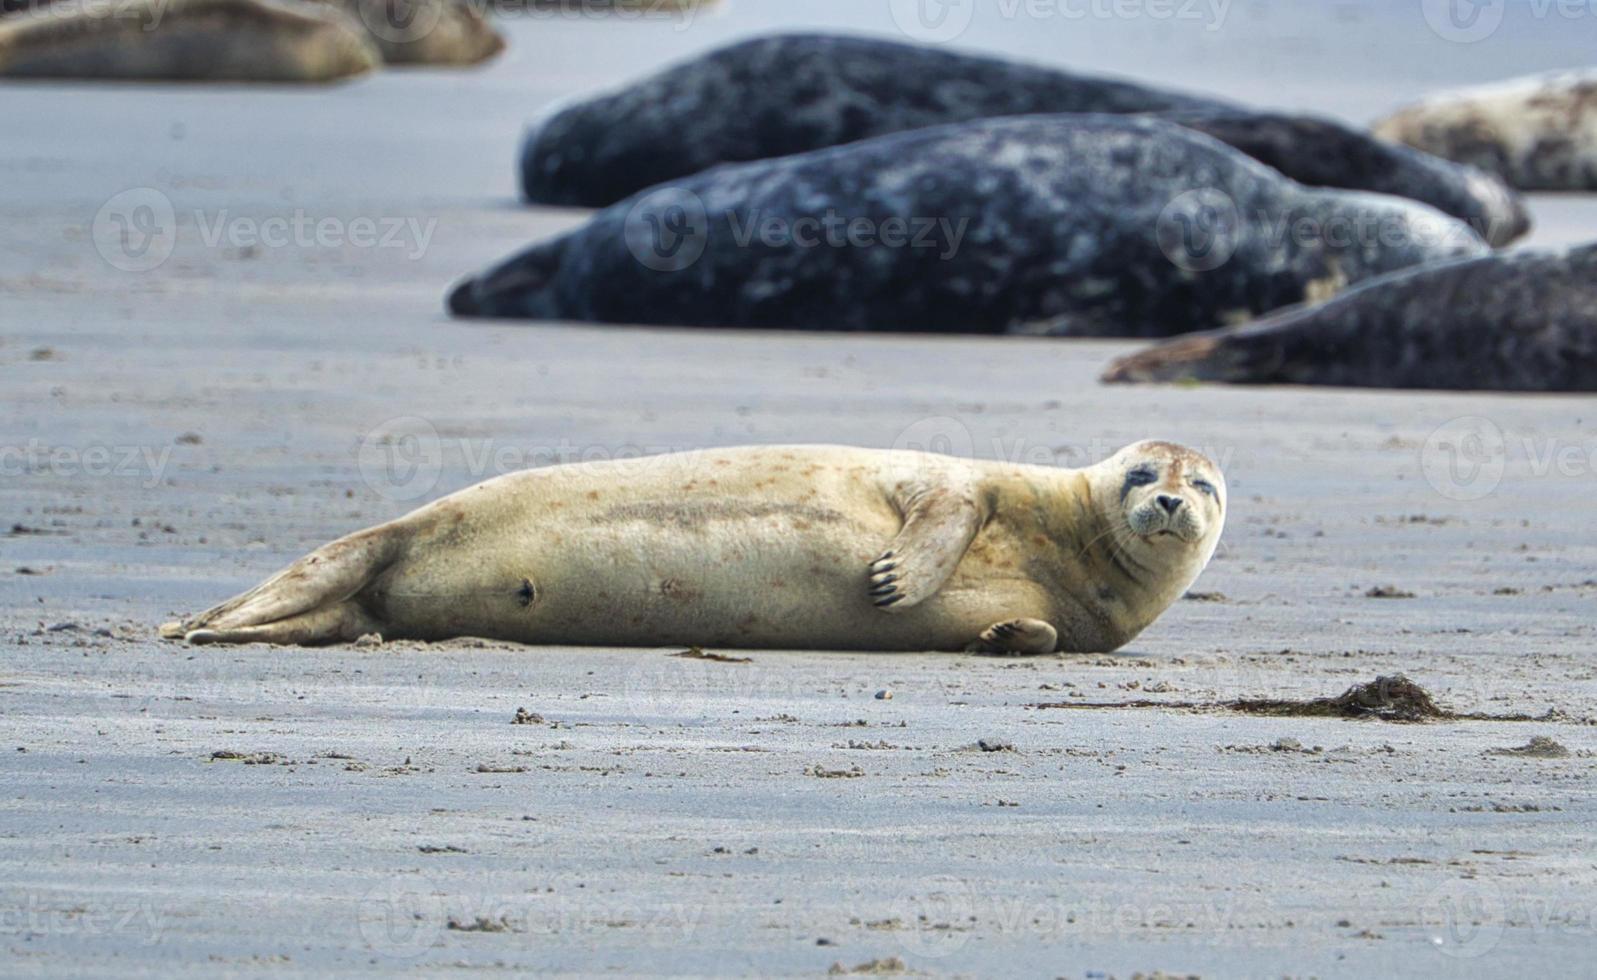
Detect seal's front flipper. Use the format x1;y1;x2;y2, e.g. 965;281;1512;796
869;482;984;613
967;618;1058;656
160;527;399;645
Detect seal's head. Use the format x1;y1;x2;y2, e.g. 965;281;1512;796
1099;440;1226;571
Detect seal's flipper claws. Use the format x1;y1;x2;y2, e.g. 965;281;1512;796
868;481;984;613
969;618;1058;656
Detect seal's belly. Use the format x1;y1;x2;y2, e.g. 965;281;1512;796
368;468;1044;650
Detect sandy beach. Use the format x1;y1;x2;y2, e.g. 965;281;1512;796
4;3;1597;976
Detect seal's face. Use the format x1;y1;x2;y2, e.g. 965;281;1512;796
1112;441;1226;553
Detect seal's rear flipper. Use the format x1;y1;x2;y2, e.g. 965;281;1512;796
181;601;380;647
1101;325;1285;386
160;528;398;645
445;242;565;320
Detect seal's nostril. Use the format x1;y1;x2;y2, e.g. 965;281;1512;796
1156;494;1183;514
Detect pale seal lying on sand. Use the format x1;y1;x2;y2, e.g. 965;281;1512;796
519;33;1527;244
1374;71;1597;191
455;115;1488;336
0;0;378;82
1101;243;1597;392
160;442;1226;654
302;0;503;66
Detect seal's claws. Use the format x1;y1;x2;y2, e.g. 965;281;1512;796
874;594;903;608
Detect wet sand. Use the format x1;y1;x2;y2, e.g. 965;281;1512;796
4;7;1597;977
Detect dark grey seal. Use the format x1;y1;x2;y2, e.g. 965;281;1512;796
1101;244;1597;392
454;115;1488;337
519;33;1528;245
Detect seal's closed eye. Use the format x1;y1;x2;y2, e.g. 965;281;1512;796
1122;465;1157;499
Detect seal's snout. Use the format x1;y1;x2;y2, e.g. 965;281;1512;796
447;279;480;317
1156;494;1184;515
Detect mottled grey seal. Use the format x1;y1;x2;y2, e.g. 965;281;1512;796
518;33;1528;244
160;442;1227;654
1160;108;1527;246
455;115;1488;336
1373;71;1597;191
0;0;379;82
1101;243;1597;392
520;32;1221;206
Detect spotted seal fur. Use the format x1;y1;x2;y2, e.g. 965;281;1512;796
456;114;1488;336
1102;243;1597;391
160;442;1226;653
